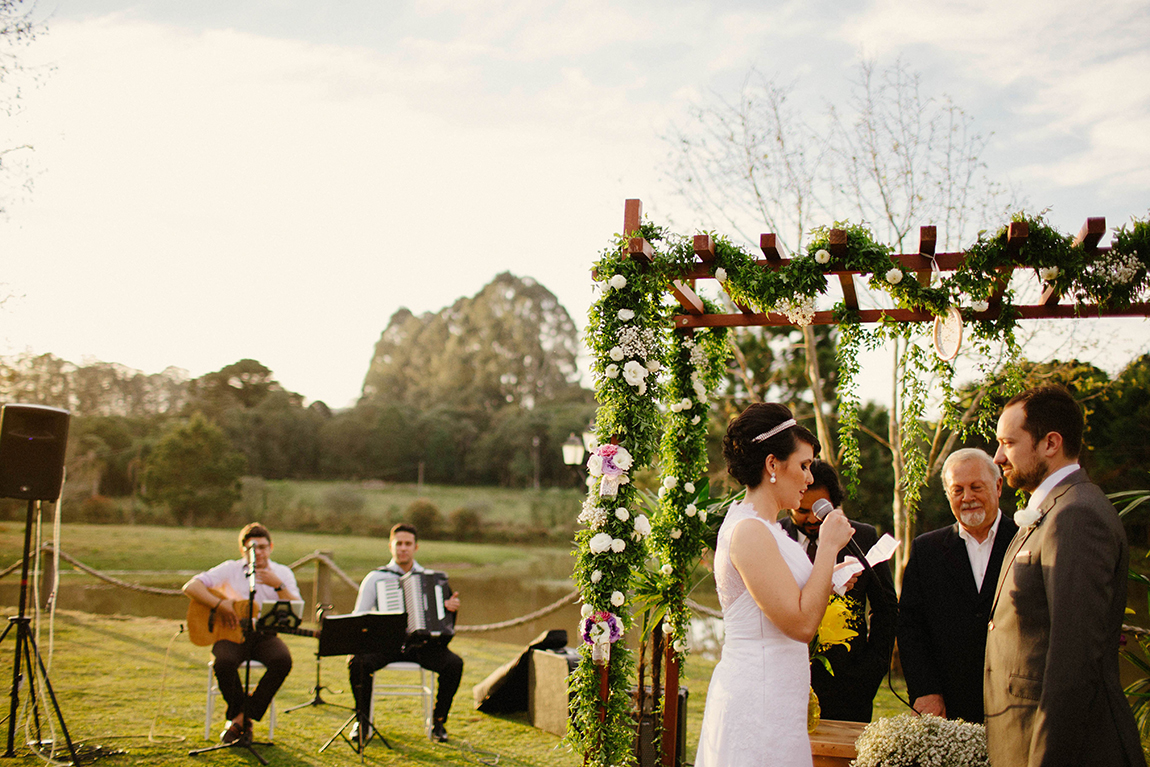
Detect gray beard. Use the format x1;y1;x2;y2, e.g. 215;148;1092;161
959;509;987;528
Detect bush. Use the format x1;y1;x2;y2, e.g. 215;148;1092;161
323;486;366;516
406;499;443;539
449;505;485;541
79;495;121;524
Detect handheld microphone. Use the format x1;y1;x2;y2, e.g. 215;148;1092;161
812;498;874;575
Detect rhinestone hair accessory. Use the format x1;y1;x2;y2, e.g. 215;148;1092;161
752;418;796;444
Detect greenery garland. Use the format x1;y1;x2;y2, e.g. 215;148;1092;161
571;210;1150;765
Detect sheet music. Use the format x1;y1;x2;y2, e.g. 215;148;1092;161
375;575;405;615
832;533;899;595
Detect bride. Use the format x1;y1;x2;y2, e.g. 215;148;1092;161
695;403;854;766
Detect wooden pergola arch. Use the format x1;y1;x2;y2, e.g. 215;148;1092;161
613;198;1150;767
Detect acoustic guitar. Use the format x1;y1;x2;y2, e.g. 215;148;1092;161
187;584;317;646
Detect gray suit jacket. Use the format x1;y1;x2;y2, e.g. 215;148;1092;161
984;468;1145;767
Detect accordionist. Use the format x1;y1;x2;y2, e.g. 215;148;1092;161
348;523;463;745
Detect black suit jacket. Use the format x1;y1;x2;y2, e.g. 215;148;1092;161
897;512;1018;723
780;517;898;722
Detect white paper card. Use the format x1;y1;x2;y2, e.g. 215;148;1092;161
831;533;899;595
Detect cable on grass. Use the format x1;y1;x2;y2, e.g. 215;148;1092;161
148;624;188;744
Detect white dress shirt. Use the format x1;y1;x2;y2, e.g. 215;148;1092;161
957;509;1003;591
1027;463;1081;513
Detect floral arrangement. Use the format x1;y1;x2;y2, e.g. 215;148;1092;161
851;713;989;767
580;609;624;664
587;443;634;498
810;594;860;671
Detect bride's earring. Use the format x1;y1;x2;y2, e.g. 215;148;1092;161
769;473;777;484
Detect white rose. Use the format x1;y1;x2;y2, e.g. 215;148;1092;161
971;299;990;313
611;538;626;553
699;509;708;522
684;482;695;494
658;487;667;498
714;267;727;282
617;308;635;321
680;398;692;410
646;359;661;373
611;591;625;607
604;364;619;378
587;454;604;476
685;504;697;517
613;447;633;470
660;564;674;576
815;249;831;264
609;346;625;361
615;508;629;521
633;514;652;537
623;360;648;388
671;528;682;539
885;268;903;285
663;476;678;490
1039;266;1060;282
670;402;683;413
691;415;701;425
636;379;647;395
581;603;593;618
589;532;613;554
672;638;687;653
609;274;627;290
590;569;602;584
692;380;707;399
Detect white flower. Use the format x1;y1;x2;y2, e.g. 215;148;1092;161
609;346;625;361
615;508;629;521
680;397;692;410
815;249;831;264
609;274;627;290
613;447;633;470
646;359;661;373
633;514;652;538
622;360;648;389
1039;266;1060;282
577;502;609;529
604;364;620;379
589;532;614;554
885;268;904;285
684;482;696;494
690;415;701;425
671;528;682;539
611;590;625;607
971;299;990;313
714;267;727;282
663;476;678;490
617;308;635;321
590;569;602;584
670;401;683;413
672;638;687;653
658;487;667;498
692;381;707;400
1014;507;1041;528
660;564;674;576
685;504;697;517
587;454;603;476
611;538;626;553
581;603;593;618
699;509;708;523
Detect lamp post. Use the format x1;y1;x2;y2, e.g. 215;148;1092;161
562;433;586;488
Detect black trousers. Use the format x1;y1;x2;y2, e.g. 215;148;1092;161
348;643;463;725
212;633;292;721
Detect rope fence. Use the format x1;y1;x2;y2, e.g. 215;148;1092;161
0;546;722;632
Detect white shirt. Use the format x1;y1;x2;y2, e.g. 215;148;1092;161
957;509;1002;591
195;557;298;604
1027;463;1081;513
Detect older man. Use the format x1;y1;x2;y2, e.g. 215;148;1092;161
897;448;1017;723
985;385;1144;766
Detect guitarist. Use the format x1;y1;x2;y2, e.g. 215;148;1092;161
183;522;300;744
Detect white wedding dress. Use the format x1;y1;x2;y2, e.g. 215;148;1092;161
695;500;815;767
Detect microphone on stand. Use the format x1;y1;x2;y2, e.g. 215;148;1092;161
812;498;876;576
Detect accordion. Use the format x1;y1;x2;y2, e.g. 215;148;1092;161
375;569;455;647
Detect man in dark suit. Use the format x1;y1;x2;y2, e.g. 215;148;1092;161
985;384;1145;766
780;460;897;722
898;448;1017;723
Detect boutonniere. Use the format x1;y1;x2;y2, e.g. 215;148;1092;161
1014;507;1041;528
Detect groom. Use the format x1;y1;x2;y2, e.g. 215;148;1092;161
984;384;1144;766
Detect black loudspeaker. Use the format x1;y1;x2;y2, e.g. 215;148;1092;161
0;404;71;501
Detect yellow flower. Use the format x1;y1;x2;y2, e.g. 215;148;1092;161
811;595;860;658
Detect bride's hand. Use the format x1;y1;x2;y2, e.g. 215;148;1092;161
818;508;854;553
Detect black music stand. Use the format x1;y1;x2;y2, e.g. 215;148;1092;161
285;605;353;714
316;613;406;758
189;548;271;765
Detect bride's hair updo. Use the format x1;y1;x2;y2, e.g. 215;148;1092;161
723;403;820;488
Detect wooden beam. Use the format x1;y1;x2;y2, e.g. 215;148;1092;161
760;233;781;263
670;280;705;315
624;199;643;236
839;273;859;311
693;234;715;263
1074;217;1106;253
829;229;847;258
628;237;653;264
916;226;937;286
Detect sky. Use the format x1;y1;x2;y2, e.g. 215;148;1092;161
2;0;1148;409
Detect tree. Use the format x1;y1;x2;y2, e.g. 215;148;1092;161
143;413;246;526
1;0;40;217
666;59;1014;585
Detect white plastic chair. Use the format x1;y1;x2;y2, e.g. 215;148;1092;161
368;661;435;737
205;659;277;740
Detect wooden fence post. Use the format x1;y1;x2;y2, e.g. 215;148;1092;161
312;550;333;613
39;546;55;611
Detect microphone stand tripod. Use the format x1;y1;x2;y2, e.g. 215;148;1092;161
284;605;352;714
189;544;271;766
1;499;78;764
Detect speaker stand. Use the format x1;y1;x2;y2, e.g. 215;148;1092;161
1;500;78;763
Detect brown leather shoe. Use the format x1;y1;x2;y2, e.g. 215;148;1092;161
220;721;244;744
